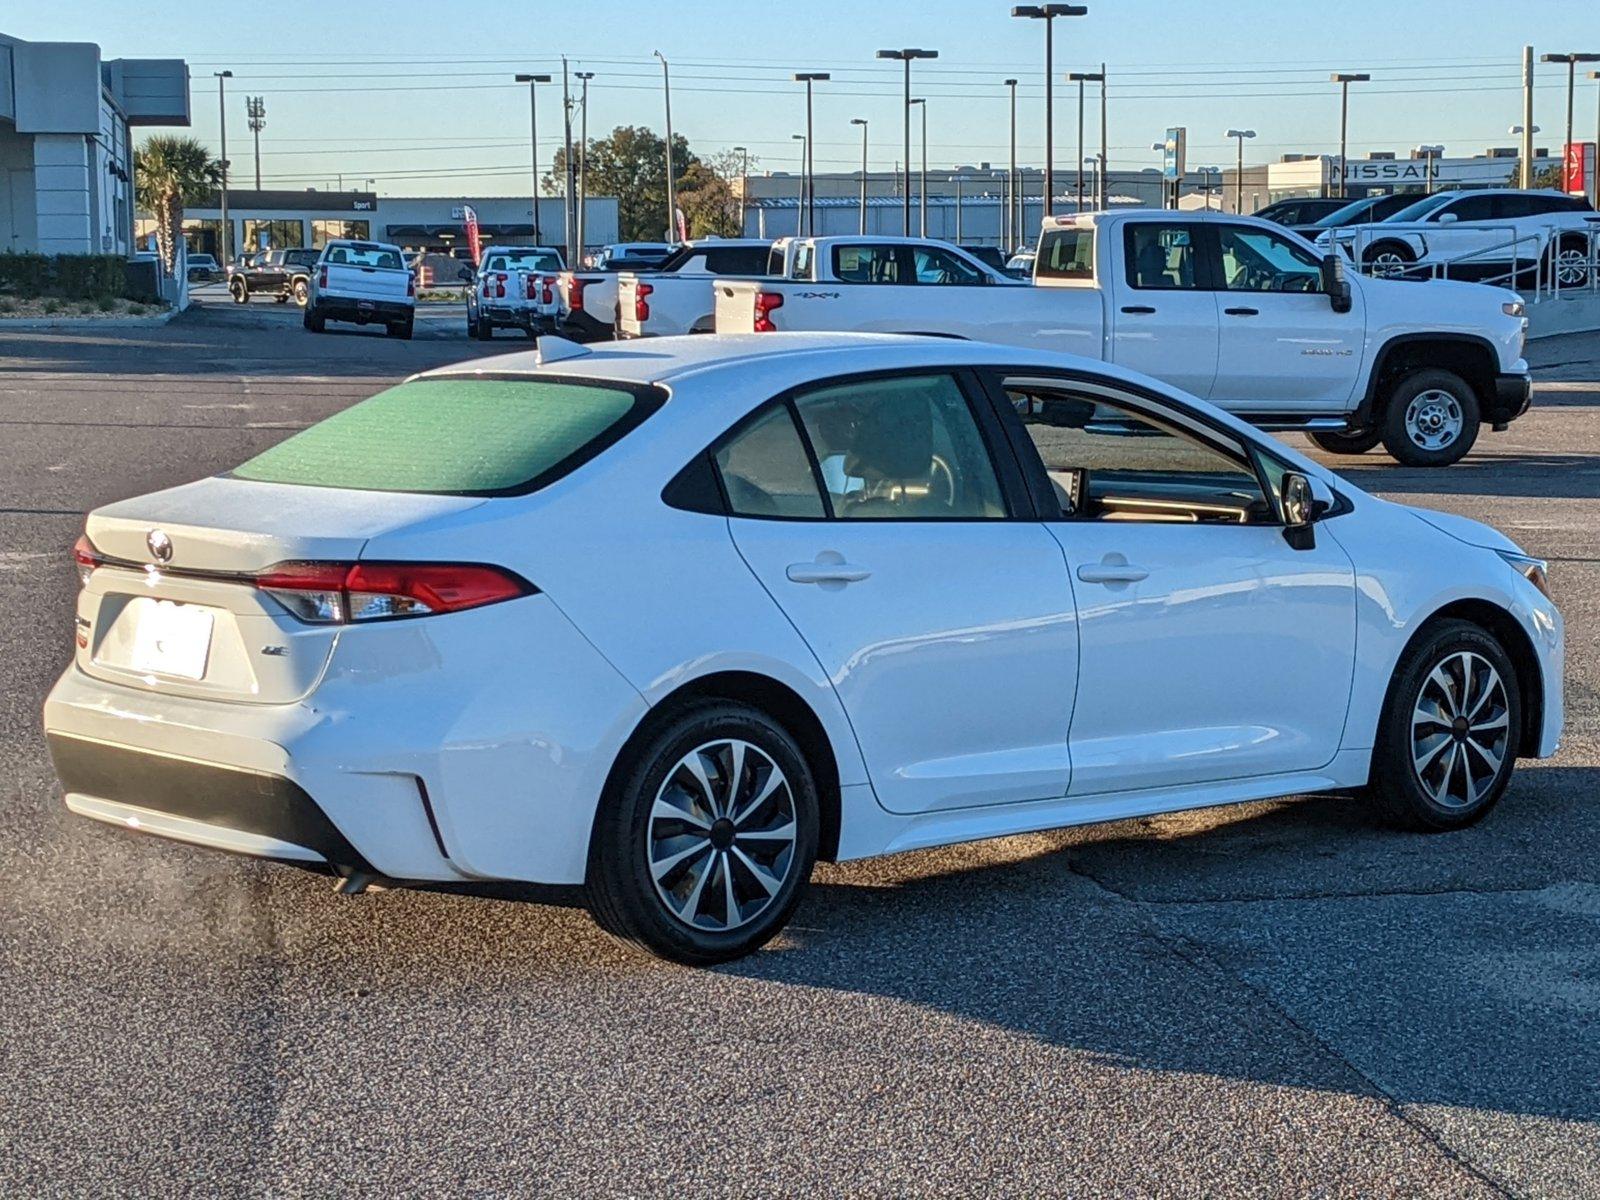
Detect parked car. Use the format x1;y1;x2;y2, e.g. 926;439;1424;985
714;217;1532;467
616;239;773;338
1315;188;1599;285
462;245;565;339
229;248;321;306
1005;249;1036;277
1253;197;1351;227
961;245;1011;275
592;242;672;270
303;239;415;338
558;254;676;341
46;332;1563;964
185;253;219;283
1291;192;1420;238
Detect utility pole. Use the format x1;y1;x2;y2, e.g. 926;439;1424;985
246;96;265;191
910;98;928;236
850;120;868;234
654;51;676;242
1005;78;1019;248
514;72;551;244
952;174;964;242
1067;71;1103;212
734;144;750;235
1226;129;1255;213
1329;72;1369;198
794;73;830;236
1012;6;1088;219
791;135;807;235
214;71;232;266
876;48;938;235
1098;63;1108;210
576;71;593;256
562;61;577;260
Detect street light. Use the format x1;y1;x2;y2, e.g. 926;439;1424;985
791;134;807;235
1012;5;1088;219
1198;165;1221;210
1225;128;1255;213
948;174;965;242
909;97;928;235
1330;72;1370;198
733;144;750;235
1004;78;1019;250
1541;53;1600;190
1084;155;1102;212
575;71;594;255
1151;142;1166;208
514;73;552;244
1066;71;1104;212
876;48;938;235
1414;144;1444;195
653;51;677;242
850;119;869;234
794;73;830;236
214;71;232;267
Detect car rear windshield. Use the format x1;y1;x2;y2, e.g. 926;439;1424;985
325;244;403;269
1035;227;1095;280
231;376;661;496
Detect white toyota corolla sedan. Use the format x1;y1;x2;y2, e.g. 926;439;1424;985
46;333;1563;963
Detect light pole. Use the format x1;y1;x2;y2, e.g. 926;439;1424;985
1542;54;1600;192
1415;144;1444;195
734;144;750;235
1005;78;1019;249
949;174;964;242
575;71;593;255
876;48;938;235
246;96;265;191
214;71;232;267
1084;155;1101;213
514;73;551;244
1151;143;1166;207
909;97;928;235
793;73;830;236
1199;165;1220;210
1098;62;1108;210
1329;72;1369;198
654;51;677;242
791;135;807;235
850;119;868;234
1225;129;1255;213
1066;71;1103;212
1509;124;1541;190
1013;5;1088;219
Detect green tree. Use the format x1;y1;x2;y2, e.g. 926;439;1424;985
134;135;222;276
677;148;751;238
1504;161;1566;190
548;125;702;241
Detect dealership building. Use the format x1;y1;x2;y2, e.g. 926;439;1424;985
1;30;189;255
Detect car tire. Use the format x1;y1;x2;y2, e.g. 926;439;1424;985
387;317;414;340
586;700;820;965
303;304;325;333
229;278;249;304
1380;368;1480;468
1369;619;1520;831
292;279;309;307
1363;241;1416;279
1309;427;1383;455
474;317;493;340
1553;235;1592;289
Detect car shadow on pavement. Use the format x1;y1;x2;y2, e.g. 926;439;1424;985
726;763;1600;1123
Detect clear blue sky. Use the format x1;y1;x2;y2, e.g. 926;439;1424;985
11;0;1600;193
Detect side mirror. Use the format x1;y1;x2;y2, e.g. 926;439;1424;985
1321;253;1353;313
1436;211;1457;224
457;266;474;281
1281;471;1316;550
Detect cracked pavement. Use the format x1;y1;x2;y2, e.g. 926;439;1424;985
1;312;1597;1197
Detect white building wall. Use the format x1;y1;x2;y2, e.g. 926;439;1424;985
32;134;92;254
0;121;37;251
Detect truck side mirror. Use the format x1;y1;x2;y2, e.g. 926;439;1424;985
457;266;474;281
1321;254;1353;314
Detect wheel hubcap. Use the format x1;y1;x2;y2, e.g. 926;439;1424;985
1372;252;1406;277
1404;389;1464;451
1411;651;1510;809
647;739;798;932
1555;248;1590;286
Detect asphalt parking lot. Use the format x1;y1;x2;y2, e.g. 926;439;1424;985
2;307;1597;1197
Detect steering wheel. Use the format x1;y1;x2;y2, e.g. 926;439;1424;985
928;454;956;507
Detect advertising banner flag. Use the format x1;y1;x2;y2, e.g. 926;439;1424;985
463;204;482;261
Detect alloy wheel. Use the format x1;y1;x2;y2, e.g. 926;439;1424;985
1410;651;1511;809
647;739;799;932
1554;247;1591;288
1370;251;1407;278
1403;388;1464;451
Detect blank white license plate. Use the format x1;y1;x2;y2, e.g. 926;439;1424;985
128;599;214;680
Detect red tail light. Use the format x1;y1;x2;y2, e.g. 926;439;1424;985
73;534;101;586
753;290;784;332
255;561;535;625
494;272;507;299
318;266;328;289
540;275;555;305
634;281;654;322
568;275;586;311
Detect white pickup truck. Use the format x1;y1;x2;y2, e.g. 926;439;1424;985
462;245;565;340
616;239;774;337
304;239;415;339
714;219;1532;467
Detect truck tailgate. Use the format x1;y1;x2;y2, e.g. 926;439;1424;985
323;263;411;303
713;280;761;333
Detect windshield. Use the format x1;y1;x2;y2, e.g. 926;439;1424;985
1309;198;1379;228
1382;193;1457;223
232;377;662;496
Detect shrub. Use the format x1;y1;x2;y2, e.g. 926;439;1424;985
0;253;133;302
41;297;63;314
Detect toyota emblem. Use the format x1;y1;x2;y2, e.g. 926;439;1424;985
146;529;173;564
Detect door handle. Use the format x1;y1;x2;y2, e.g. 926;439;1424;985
1120;305;1156;314
1224;306;1260;316
786;562;871;585
1076;563;1149;584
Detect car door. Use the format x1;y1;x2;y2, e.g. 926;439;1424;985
716;370;1079;814
1208;223;1365;413
1107;220;1220;398
986;369;1357;795
1423;193;1501;272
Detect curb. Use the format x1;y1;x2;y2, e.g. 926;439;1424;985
0;308;179;331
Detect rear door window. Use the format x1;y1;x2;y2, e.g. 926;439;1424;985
232;377;661;496
831;244;905;283
1035;227;1095;280
1124;223;1204;289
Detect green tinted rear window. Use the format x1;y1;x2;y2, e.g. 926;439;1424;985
232;376;653;495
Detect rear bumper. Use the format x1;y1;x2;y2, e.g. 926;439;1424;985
1487;370;1533;425
314;296;413;324
560;308;613;342
482;305;552;331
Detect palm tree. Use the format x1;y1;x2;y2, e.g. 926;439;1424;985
135;135;221;277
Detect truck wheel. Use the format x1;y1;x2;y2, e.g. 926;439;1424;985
303;304;325;333
387;317;414;340
474;316;493;340
1553;236;1592;289
229;278;249;303
1380;369;1480;468
1364;242;1415;279
1309;427;1383;455
292;279;309;307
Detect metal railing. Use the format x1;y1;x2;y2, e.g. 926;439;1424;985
1336;221;1600;302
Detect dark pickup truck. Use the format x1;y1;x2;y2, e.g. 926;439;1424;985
228;248;321;306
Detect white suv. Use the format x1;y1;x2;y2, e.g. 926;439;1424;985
1317;188;1598;286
